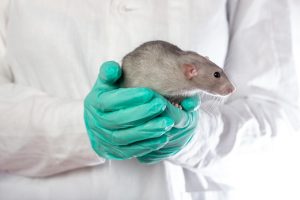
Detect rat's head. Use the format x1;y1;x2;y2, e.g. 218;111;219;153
179;51;235;96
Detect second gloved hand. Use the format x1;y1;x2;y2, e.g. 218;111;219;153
137;96;200;164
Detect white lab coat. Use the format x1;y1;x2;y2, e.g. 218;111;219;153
0;0;299;199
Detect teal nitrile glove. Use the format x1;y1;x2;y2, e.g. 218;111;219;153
137;96;200;164
84;61;174;160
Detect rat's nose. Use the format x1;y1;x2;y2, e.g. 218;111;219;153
222;84;235;95
226;87;234;94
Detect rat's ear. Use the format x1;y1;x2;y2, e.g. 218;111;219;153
182;64;198;80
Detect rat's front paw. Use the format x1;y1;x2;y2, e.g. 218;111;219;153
171;102;182;109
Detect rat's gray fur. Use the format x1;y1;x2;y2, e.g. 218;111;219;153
121;40;234;101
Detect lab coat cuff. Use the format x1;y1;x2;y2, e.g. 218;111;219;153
167;109;222;169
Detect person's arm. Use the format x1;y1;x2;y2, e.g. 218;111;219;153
168;0;300;169
0;0;102;177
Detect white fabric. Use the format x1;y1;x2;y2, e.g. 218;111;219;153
0;0;299;199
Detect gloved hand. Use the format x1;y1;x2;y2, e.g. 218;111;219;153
84;61;175;160
137;96;200;164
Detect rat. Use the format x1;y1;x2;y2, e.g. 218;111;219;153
120;40;235;105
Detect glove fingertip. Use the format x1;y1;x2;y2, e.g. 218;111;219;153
181;95;201;111
137;157;161;165
100;61;122;84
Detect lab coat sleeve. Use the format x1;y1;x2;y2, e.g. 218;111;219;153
0;1;104;177
169;0;300;169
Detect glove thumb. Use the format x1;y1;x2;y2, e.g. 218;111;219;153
181;95;201;112
93;61;122;91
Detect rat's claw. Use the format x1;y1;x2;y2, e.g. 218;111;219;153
171;102;183;109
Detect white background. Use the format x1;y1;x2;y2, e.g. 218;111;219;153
210;2;300;199
231;1;300;199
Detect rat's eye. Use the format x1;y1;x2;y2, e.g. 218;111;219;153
214;72;221;78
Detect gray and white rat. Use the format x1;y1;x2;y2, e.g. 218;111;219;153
120;40;235;103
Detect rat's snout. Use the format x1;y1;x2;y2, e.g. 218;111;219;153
226;86;235;94
220;84;235;96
